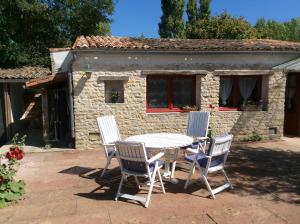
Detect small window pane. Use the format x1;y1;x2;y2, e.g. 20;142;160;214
173;78;193;107
148;79;168;108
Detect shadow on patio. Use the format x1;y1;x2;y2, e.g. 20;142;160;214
227;146;300;204
58;145;300;205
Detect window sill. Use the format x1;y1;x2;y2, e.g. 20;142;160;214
219;107;240;111
146;108;187;113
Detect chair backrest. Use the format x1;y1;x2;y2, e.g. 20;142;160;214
115;141;149;174
186;111;210;138
97;115;121;145
204;134;233;170
207;134;233;157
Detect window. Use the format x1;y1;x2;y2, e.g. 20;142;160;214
219;76;262;111
105;81;124;103
146;76;196;112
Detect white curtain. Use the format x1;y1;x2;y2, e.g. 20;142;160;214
220;78;233;105
239;77;257;103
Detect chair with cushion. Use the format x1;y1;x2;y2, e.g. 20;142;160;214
180;112;210;175
96;115;121;177
184;134;233;199
185;111;210;153
115;141;165;208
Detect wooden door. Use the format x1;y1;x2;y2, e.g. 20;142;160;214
284;74;300;136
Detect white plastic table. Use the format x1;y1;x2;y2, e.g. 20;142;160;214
125;133;193;181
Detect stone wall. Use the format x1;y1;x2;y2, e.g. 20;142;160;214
72;69;286;149
73;71;188;149
201;72;286;141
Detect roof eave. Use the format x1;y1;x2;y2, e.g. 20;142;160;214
71;48;300;55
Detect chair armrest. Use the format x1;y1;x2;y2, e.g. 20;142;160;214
185;148;198;154
195;137;209;141
147;152;165;164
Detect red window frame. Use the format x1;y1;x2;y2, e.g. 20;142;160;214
219;76;262;111
146;75;196;113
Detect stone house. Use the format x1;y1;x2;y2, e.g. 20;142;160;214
50;36;300;149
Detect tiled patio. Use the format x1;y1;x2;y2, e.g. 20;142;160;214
0;138;299;224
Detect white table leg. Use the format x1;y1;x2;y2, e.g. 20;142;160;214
163;148;179;184
163;150;172;178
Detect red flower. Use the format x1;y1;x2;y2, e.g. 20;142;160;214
0;176;3;185
6;147;24;160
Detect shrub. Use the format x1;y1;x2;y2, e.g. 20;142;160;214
243;132;262;142
0;134;26;208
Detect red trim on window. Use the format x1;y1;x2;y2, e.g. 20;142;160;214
146;108;184;113
146;75;196;113
219;107;240;111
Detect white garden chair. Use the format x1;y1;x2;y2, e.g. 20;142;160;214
184;134;233;199
115;141;165;208
186;111;210;153
96;115;121;177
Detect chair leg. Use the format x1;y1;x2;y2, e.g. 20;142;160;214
115;174;125;201
221;169;233;189
134;176;140;189
192;166;196;174
157;169;165;194
184;163;195;189
101;157;112;177
201;174;216;199
171;148;179;178
145;167;158;208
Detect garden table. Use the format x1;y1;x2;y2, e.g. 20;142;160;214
125;133;193;183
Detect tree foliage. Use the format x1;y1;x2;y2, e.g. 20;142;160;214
187;0;197;25
158;0;185;38
186;12;257;39
0;0;114;68
198;0;211;20
255;18;300;42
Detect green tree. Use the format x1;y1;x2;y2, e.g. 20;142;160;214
187;0;197;25
187;12;257;39
159;0;185;38
198;0;211;19
47;0;114;41
255;17;300;42
0;0;114;68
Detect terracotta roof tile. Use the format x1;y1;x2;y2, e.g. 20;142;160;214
0;66;51;79
71;35;300;52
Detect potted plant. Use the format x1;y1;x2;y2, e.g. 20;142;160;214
181;105;199;112
111;90;119;103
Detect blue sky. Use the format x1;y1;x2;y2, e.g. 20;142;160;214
111;0;300;38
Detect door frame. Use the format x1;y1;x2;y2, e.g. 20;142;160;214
284;73;300;136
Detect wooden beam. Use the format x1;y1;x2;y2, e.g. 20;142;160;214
26;73;67;89
41;90;49;143
3;83;12;139
142;70;208;76
213;70;274;76
0;79;27;83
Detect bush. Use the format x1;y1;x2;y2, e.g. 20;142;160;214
243;132;262;142
186;11;257;39
0;134;26;208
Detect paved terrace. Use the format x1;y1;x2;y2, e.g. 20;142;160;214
0;137;300;224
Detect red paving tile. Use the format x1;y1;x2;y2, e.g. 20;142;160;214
1;138;300;223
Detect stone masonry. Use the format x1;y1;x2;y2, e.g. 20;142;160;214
72;67;286;149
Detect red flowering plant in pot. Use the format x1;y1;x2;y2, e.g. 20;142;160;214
0;134;26;208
